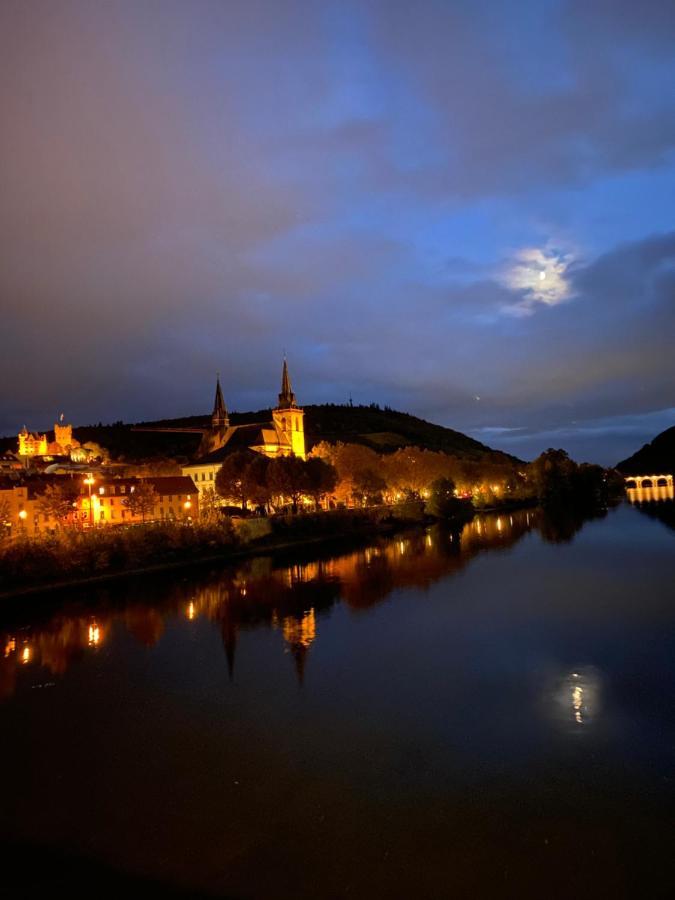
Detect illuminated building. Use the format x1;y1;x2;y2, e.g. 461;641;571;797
183;359;306;496
0;475;198;536
17;415;84;462
18;428;48;458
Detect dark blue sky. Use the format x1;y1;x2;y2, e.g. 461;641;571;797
1;0;674;464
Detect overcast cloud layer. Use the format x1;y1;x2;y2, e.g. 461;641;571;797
2;0;675;464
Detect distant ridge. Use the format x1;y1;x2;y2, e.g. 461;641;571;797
616;425;675;474
0;404;518;463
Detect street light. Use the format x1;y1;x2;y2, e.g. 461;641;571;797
83;475;95;528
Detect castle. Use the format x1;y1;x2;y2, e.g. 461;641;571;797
18;417;83;461
182;359;306;493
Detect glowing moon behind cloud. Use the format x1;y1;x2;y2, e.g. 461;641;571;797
502;245;571;314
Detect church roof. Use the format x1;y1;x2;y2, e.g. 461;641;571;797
186;419;291;466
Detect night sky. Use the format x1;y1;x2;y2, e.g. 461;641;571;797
2;1;674;464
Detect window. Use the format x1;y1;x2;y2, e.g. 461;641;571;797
99;487;105;495
120;486;126;494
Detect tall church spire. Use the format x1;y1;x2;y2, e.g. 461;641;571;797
212;374;229;429
278;358;297;409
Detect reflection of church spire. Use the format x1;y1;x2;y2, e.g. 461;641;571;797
290;645;307;685
221;616;237;681
212;374;229;429
278;358;296;409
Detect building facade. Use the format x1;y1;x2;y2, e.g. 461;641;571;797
0;475;198;539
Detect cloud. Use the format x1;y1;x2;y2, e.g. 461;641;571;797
1;1;675;469
501;246;572;314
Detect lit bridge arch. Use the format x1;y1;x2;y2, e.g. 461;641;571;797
625;474;674;489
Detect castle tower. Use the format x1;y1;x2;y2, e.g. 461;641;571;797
211;375;229;429
273;358;305;458
54;414;74;452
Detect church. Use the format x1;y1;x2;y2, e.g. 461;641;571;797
182;360;306;494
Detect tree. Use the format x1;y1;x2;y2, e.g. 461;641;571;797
304;457;338;509
0;497;11;543
215;451;254;509
36;481;80;528
268;455;308;512
199;487;221;524
426;477;470;519
528;449;577;505
352;468;386;506
241;454;273;510
311;441;382;506
123;481;157;523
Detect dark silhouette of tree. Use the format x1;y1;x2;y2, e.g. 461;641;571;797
352;468;386;506
215;451;254;509
268;455;308;512
304;457;338;509
242;454;273;510
123;481;157;523
36;481;80;527
426;477;470;519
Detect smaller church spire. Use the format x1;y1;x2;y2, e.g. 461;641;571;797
212;374;229;429
278;358;297;409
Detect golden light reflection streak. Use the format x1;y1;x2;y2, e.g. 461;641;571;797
88;623;101;646
187;601;196;620
571;673;583;725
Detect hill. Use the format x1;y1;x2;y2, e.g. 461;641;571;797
0;404;517;463
616;425;675;474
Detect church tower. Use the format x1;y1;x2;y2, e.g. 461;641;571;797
211;375;229;430
272;358;305;458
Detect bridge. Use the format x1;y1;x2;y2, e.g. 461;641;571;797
625;474;674;489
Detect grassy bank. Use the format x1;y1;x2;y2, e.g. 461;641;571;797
0;504;426;599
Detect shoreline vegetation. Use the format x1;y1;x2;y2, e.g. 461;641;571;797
0;447;623;600
0;503;434;600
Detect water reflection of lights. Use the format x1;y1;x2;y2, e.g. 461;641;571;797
4;637;16;658
21;645;32;664
282;608;316;650
187;601;196;620
627;485;674;504
571;674;584;724
88;623;101;647
551;667;601;729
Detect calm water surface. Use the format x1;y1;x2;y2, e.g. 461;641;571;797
2;502;675;899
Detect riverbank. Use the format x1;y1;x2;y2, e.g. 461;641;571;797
0;503;430;601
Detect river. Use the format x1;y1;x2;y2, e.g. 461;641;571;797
1;501;675;899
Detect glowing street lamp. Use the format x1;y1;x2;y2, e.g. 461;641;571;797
83;475;95;527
